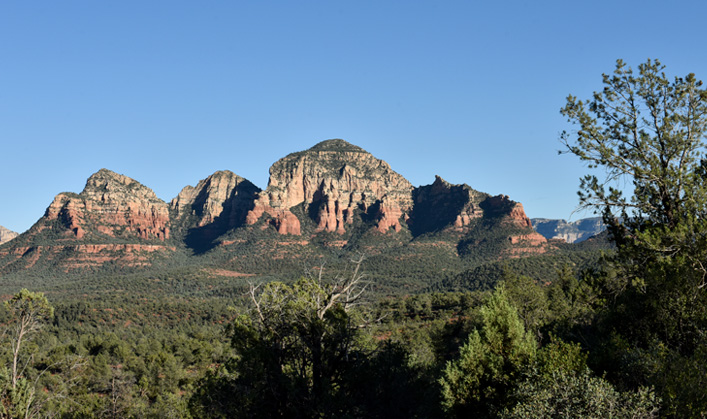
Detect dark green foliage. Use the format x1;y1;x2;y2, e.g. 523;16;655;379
544;265;599;344
343;341;443;418
190;276;366;418
439;285;537;417
500;271;551;338
0;243;657;418
456;219;523;263
503;339;658;419
503;369;659;418
0;221;620;417
437;245;605;294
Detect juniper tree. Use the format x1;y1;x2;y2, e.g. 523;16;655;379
439;285;536;417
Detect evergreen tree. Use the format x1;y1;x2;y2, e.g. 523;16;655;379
439;285;536;417
561;58;707;415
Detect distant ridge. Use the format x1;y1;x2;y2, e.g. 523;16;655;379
532;217;605;243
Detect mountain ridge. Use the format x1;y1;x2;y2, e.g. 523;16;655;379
0;139;552;277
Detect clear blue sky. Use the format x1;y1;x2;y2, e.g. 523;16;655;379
2;1;706;233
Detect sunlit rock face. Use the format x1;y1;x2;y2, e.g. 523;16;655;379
44;169;170;240
0;139;553;273
245;139;414;235
0;169;174;272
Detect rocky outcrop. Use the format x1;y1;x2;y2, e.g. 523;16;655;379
0;170;174;271
42;169;170;241
170;170;260;234
409;176;488;235
409;179;545;245
475;194;548;251
480;195;532;227
504;229;550;257
0;226;18;245
244;200;302;235
245;139;414;235
532;217;605;243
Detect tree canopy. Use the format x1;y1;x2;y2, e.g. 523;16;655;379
561;58;707;266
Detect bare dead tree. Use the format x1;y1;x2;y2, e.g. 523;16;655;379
316;253;368;319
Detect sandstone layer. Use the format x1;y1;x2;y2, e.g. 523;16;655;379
0;244;173;271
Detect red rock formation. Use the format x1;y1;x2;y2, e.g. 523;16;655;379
509;233;547;246
271;209;302;235
42;169;170;241
482;195;547;246
171;170;259;229
376;197;407;233
0;141;554;274
410;176;487;234
246;139;413;235
0;170;176;271
245;195;302;235
482;194;536;229
507;202;533;228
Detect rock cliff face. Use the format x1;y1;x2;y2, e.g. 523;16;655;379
171;170;260;248
171;170;260;228
478;194;548;252
42;169;170;240
245;139;414;235
532;217;605;243
481;195;534;228
409;176;487;235
0;226;18;245
409;178;545;243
